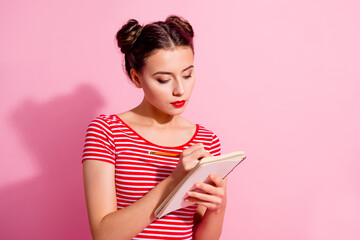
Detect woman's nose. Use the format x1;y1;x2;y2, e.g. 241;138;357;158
173;80;185;96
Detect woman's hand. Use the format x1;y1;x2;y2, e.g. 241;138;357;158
171;143;227;212
190;175;227;240
171;143;211;181
185;174;227;212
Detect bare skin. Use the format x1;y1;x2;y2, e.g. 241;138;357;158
83;46;226;240
118;106;196;148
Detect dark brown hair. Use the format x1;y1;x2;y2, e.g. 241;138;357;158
116;15;194;80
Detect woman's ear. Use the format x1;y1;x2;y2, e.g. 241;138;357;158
130;68;142;88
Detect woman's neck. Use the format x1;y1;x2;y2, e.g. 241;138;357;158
129;98;182;128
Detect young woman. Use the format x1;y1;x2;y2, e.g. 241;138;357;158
82;16;227;240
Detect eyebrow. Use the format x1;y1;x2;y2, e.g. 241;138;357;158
152;65;194;76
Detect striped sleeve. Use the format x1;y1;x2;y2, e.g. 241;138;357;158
82;117;116;165
209;133;221;156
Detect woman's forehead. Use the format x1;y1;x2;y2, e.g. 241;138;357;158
143;46;194;73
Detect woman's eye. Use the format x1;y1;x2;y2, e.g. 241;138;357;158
183;74;192;79
157;79;170;84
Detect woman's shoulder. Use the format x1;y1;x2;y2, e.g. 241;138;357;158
194;123;221;155
195;122;217;137
90;114;119;124
87;114;122;131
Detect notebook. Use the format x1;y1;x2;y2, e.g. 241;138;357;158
155;151;246;218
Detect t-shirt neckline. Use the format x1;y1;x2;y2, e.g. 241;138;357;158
112;114;199;149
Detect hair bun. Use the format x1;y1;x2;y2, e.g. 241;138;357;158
116;19;143;54
165;15;194;38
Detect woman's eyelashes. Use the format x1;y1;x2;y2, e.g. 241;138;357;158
157;79;170;84
156;74;192;84
183;74;192;79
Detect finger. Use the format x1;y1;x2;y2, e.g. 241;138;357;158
190;147;210;161
182;143;204;156
190;187;207;194
208;174;226;188
184;193;222;210
184;197;218;209
193;182;216;194
186;190;221;204
180;146;208;170
193;181;224;197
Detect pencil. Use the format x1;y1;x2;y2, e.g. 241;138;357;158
149;151;181;157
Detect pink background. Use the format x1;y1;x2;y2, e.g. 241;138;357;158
1;0;359;239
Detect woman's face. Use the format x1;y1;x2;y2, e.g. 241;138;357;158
133;46;195;116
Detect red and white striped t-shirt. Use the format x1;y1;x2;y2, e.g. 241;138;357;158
82;114;221;240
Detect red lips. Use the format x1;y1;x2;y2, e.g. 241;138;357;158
171;100;186;108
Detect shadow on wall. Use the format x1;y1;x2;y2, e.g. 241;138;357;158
0;84;104;239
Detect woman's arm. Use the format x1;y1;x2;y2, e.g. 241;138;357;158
83;143;209;240
190;175;227;240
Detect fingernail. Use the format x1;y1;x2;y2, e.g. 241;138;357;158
195;183;200;188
